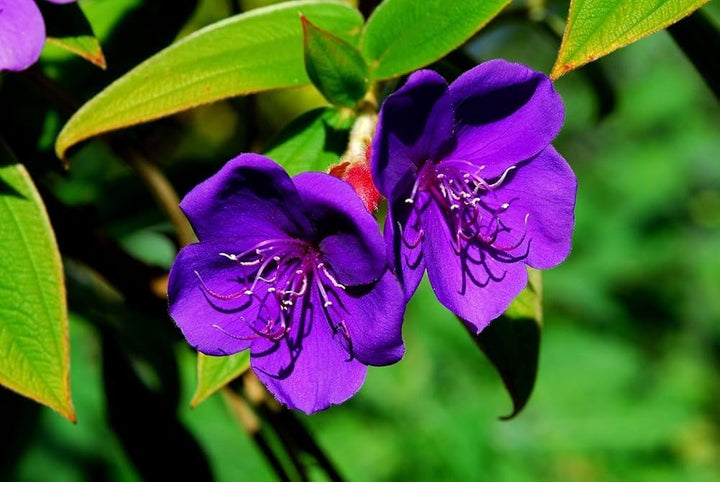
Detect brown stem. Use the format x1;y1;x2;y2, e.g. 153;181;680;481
243;373;344;482
222;389;292;482
109;142;195;247
21;67;194;248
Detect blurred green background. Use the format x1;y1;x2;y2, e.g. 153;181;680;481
2;0;720;481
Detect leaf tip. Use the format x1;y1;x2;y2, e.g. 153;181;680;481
189;386;208;408
550;62;571;81
93;50;107;71
61;402;77;423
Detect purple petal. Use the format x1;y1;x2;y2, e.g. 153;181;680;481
293;172;386;286
447;59;564;178
168;240;277;356
494;146;577;269
422;197;529;333
385;191;425;300
330;269;405;366
371;70;454;198
180;153;311;242
0;0;46;72
251;289;367;414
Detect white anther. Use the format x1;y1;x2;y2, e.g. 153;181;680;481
268;287;276;293
219;253;237;261
324;301;333;307
244;289;253;295
405;198;414;204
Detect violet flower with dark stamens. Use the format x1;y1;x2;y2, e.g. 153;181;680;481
0;0;76;73
371;59;577;333
168;154;405;414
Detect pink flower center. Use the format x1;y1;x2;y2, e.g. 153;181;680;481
194;238;351;345
403;160;530;259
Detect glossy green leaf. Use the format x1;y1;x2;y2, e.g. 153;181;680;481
302;15;370;107
39;1;106;68
191;352;251;408
263;107;354;175
360;0;509;80
468;269;542;420
0;141;74;422
56;0;363;160
551;0;710;79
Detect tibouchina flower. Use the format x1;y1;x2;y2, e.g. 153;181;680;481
168;154;405;413
0;0;76;73
371;60;577;333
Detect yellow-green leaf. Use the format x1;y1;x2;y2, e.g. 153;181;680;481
41;1;106;69
191;352;251;408
551;0;710;79
56;0;363;160
46;36;106;70
0;141;74;422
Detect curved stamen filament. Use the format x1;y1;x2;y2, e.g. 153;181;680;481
207;237;359;352
399;221;424;249
317;262;346;290
195;270;246;301
488;165;516;189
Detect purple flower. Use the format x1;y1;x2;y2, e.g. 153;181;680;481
0;0;76;73
168;154;405;413
371;59;577;333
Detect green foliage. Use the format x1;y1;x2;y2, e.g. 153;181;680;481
0;142;74;422
191;352;251;408
40;1;106;69
302;15;370;107
4;0;720;479
55;0;363;159
471;269;542;420
360;0;509;79
551;0;710;78
263;107;354;175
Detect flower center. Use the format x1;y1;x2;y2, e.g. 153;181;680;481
403;160;529;258
195;238;351;345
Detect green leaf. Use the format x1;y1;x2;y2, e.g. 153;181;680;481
39;1;106;69
302;15;370;107
263;107;354;175
551;0;710;79
467;269;542;420
360;0;509;80
191;352;251;408
0;140;75;422
55;0;363;160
